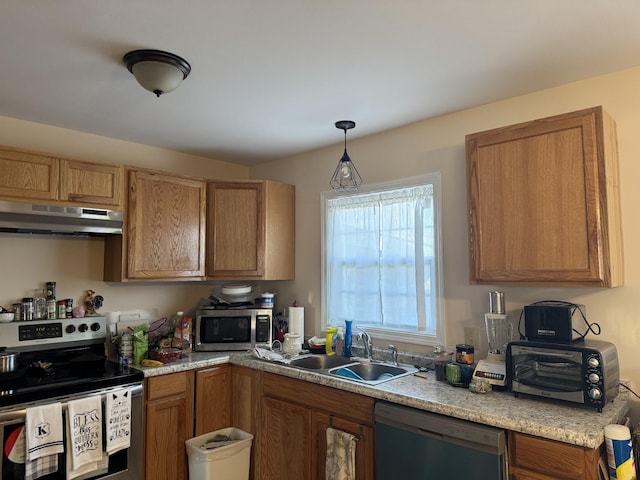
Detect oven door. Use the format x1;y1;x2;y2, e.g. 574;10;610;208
508;344;585;402
0;381;143;480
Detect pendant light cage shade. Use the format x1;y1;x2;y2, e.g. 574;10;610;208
123;49;191;97
330;120;362;192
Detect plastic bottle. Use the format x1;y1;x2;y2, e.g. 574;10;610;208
326;327;337;355
344;320;353;358
334;328;344;356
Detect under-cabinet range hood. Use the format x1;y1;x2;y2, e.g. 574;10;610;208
0;200;123;236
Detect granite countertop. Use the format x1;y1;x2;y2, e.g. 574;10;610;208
136;351;630;449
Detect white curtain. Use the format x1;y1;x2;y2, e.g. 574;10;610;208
326;185;435;334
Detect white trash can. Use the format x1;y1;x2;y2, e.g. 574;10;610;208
185;427;253;480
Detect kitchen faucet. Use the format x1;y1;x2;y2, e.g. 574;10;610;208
389;344;398;366
357;327;373;361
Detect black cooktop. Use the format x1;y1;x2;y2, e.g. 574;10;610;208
0;345;143;409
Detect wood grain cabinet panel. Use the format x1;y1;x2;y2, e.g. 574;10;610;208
195;365;231;436
126;168;206;279
145;372;194;480
0;146;59;200
508;432;603;480
60;159;122;207
206;180;295;280
466;106;623;287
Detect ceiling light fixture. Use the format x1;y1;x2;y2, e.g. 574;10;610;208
123;49;191;97
330;120;362;192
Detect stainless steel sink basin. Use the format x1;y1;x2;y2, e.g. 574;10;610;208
288;355;354;370
328;362;418;385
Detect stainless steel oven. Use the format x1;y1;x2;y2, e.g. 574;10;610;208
0;317;144;479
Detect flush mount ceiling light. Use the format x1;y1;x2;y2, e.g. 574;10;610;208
123;49;191;97
330;120;362;192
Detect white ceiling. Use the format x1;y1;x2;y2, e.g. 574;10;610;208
2;1;640;166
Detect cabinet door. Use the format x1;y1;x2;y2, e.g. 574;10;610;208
0;147;59;200
261;396;311;480
60;159;122;207
195;365;231;436
207;181;264;278
311;411;375;480
127;169;205;279
466;106;623;287
145;372;194;480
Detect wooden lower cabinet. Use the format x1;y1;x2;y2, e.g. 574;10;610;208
145;371;194;480
260;373;375;480
508;432;604;480
195;365;231;435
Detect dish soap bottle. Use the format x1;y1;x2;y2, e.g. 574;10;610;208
334;327;344;356
326;327;337;356
344;320;353;358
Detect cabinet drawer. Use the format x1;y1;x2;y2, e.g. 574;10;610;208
147;371;192;400
508;432;601;480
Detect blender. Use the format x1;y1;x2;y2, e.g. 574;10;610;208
472;291;512;388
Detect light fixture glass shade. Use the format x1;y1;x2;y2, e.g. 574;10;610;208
123;49;191;97
331;120;362;192
131;61;185;96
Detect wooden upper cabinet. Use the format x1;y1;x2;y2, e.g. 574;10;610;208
0;146;59;200
60;159;122;207
126;168;206;279
466;106;623;287
206;180;295;280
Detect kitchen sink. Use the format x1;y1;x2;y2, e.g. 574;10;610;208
328;362;418;385
289;355;354;370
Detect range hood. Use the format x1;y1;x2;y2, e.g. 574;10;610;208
0;200;123;236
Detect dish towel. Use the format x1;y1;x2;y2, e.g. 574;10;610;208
325;427;356;480
25;402;64;460
67;395;103;473
105;387;132;454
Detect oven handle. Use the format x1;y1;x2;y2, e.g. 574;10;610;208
512;348;577;358
0;381;143;423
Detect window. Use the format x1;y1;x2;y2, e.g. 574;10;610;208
321;173;443;345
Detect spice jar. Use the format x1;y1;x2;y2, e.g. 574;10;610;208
455;344;475;365
22;297;34;321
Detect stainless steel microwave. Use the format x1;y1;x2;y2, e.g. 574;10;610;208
506;339;619;411
194;308;273;351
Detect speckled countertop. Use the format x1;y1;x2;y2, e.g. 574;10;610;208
136;352;630;449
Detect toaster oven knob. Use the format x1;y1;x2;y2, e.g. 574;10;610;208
587;356;600;368
588;373;600;384
589;387;603;400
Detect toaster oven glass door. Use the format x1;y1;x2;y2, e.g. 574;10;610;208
510;346;584;393
200;315;251;343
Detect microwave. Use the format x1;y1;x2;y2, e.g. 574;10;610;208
194;308;273;351
506;339;619;412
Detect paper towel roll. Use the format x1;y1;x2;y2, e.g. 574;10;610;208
605;424;636;480
288;307;305;340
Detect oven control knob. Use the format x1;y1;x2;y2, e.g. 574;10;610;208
589;388;602;400
65;324;76;334
78;323;89;332
587;356;600;368
90;322;101;332
588;373;600;384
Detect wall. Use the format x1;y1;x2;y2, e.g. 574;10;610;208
251;66;640;420
0;116;250;316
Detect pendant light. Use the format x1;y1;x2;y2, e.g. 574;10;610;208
330;120;362;192
123;49;191;97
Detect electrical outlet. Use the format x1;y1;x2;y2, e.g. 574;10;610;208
464;326;481;347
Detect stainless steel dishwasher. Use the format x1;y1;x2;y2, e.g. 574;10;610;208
375;402;507;479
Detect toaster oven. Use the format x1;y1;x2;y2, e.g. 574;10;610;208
506;339;619;411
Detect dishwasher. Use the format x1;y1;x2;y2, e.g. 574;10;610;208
375;402;507;479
